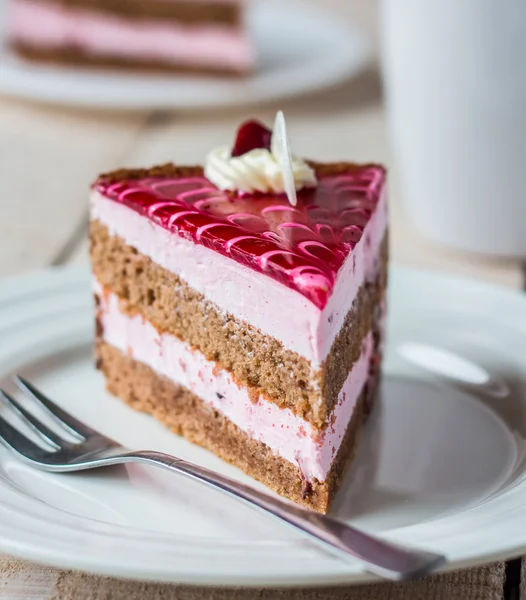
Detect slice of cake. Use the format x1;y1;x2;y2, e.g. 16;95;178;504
8;0;253;75
90;114;387;513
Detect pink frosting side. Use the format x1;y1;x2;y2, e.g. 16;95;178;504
318;190;387;362
10;0;253;70
97;285;375;482
91;190;387;367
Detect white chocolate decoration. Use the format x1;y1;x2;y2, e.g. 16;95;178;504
271;110;298;206
204;112;316;200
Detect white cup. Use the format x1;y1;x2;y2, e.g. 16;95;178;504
380;0;526;257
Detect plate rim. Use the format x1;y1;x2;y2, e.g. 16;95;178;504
1;263;526;586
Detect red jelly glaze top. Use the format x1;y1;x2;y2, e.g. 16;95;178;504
95;166;385;309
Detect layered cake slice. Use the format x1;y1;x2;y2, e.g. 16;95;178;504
8;0;253;75
90;114;387;513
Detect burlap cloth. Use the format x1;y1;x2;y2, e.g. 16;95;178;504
0;555;509;600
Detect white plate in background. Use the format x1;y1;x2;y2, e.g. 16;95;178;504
0;265;526;585
0;0;369;110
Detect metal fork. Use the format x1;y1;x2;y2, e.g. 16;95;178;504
0;376;446;581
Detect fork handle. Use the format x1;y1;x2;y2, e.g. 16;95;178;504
128;450;445;581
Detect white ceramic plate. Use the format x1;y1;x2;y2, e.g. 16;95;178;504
0;265;526;586
0;0;369;110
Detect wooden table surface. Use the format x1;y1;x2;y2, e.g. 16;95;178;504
0;1;524;598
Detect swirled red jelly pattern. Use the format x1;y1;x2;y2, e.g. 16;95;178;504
95;167;385;309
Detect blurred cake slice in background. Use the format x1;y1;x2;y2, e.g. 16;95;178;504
7;0;254;75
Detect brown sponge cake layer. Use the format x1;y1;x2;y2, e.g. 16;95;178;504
97;162;384;184
90;220;387;428
23;0;242;26
11;43;248;76
96;341;377;513
321;240;387;420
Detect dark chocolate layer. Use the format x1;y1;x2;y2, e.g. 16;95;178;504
24;0;241;26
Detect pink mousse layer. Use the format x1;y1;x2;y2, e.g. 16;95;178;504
97;284;375;482
10;0;253;70
91;189;387;367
